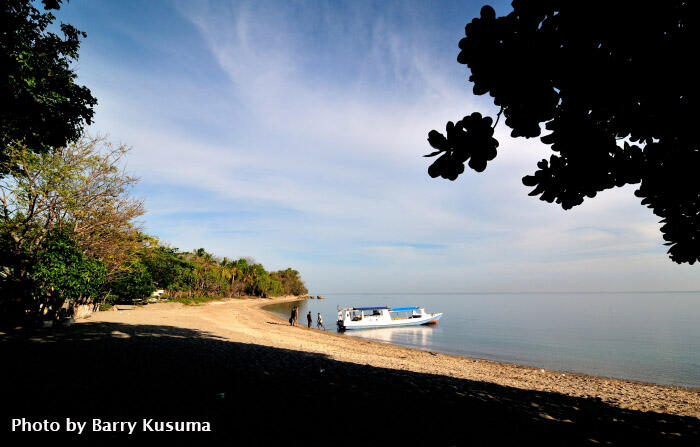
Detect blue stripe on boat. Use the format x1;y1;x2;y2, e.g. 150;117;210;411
390;307;420;312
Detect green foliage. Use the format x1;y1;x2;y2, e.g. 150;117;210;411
98;300;113;311
140;246;191;289
107;259;155;303
0;138;144;321
227;258;283;298
166;295;225;306
271;268;308;296
152;249;304;300
1;0;97;161
0;219;309;319
0;141;308;319
31;229;106;318
0;138;143;281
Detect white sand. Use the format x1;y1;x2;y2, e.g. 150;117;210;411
87;296;699;418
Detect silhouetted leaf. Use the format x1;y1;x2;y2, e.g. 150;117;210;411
424;2;698;263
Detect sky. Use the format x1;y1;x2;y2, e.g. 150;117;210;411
57;0;700;293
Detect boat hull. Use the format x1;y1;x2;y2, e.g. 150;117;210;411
339;313;442;330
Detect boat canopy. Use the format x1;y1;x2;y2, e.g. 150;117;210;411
352;306;390;311
390;307;420;312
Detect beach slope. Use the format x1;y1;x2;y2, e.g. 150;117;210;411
1;296;698;445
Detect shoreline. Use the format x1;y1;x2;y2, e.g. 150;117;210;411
261;298;699;392
83;295;698;418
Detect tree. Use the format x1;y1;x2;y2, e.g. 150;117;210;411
31;229;106;319
249;264;283;297
425;2;698;263
0;136;143;314
271;268;308;296
140;245;192;290
107;258;155;303
1;0;97;162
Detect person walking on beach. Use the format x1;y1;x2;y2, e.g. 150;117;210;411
307;311;313;328
289;306;297;326
317;312;326;331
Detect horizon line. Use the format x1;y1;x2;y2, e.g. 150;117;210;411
313;290;700;295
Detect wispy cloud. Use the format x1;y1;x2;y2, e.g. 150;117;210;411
66;0;699;292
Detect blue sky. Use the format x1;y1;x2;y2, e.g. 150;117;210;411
59;0;700;292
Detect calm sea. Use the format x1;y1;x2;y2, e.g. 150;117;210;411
265;292;700;388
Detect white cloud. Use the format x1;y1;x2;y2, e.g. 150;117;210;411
76;0;700;292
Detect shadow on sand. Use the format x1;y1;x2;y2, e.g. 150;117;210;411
1;322;698;446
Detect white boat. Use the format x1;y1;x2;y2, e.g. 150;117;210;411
336;306;443;330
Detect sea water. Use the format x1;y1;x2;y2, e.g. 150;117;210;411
265;292;700;388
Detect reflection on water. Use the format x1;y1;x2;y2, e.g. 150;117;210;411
262;299;436;348
264;299;313;322
263;292;700;388
265;300;438;349
348;326;434;349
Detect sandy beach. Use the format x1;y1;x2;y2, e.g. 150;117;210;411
2;296;699;445
87;296;698;417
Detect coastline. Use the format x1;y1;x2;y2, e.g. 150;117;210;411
87;296;698;418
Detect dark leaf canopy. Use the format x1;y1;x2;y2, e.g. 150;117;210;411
426;1;699;264
1;0;97;158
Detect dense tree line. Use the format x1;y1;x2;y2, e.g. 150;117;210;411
0;136;307;323
0;2;307;324
108;245;308;305
0;137;142;320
